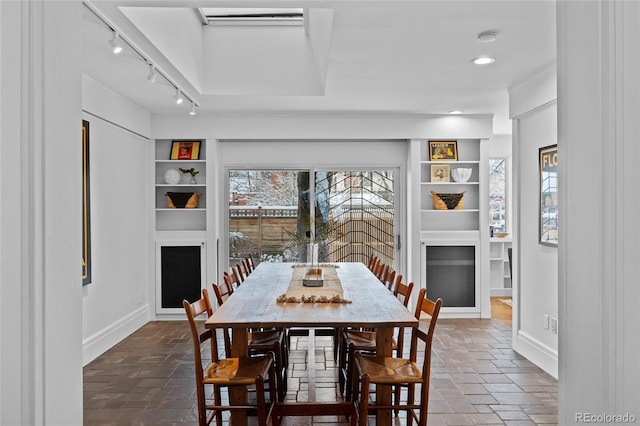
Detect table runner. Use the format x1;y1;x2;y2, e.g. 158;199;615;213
276;264;351;303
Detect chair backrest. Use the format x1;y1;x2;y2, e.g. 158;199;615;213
367;255;378;271
244;256;255;274
369;256;380;273
393;277;413;355
223;272;237;294
374;262;386;281
383;268;396;291
389;273;402;293
212;281;233;306
183;290;219;381
409;288;442;381
234;263;245;283
211;283;233;357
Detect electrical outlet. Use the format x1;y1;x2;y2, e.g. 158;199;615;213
550;317;558;334
543;314;549;329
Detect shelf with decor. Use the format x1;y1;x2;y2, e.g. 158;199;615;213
154;139;206;232
419;140;482;232
418;139;489;318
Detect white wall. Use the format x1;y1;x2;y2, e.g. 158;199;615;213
152;113;494;308
558;1;640;422
509;67;558;378
81;76;152;364
1;1;83;424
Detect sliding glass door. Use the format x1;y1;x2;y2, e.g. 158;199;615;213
227;169;396;268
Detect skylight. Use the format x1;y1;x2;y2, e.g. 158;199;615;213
198;8;304;26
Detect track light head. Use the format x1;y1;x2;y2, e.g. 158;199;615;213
174;88;184;105
109;31;123;54
147;63;157;83
189;103;197;116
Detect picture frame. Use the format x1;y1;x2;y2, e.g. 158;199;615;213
430;163;450;182
428;140;458;161
170;140;201;160
82;120;92;286
539;144;558;247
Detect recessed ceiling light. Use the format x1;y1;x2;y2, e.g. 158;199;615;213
472;56;496;65
477;31;498;43
449;110;463;115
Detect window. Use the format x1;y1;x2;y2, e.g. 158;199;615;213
489;158;508;233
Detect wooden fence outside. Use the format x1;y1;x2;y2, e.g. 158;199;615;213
229;206;394;265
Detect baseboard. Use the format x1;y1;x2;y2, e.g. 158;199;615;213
83;304;150;366
515;330;558;379
491;288;513;297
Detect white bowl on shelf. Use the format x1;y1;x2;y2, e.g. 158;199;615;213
163;168;182;185
451;168;472;182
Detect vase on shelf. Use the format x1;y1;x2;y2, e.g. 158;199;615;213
190;176;197;184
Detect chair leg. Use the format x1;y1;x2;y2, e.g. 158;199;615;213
358;375;370;426
255;375;268;426
338;333;348;395
345;343;356;401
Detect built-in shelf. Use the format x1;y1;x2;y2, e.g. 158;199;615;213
154;139;207;232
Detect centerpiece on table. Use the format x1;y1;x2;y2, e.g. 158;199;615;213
285;215;343;287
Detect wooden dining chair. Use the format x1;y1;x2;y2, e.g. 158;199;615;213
382;268;397;292
224;270;239;292
234;263;246;283
367;255;379;271
351;288;442;426
243;255;255;274
339;278;414;400
183;289;276;426
212;284;289;402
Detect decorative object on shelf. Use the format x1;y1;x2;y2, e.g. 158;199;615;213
428;140;458;161
451;167;472;182
179;167;199;184
430;164;450;182
539;144;558;247
166;192;200;208
430;190;466;210
170;140;201;160
163;168;182;185
494;232;509;238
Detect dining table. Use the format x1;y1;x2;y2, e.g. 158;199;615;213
204;261;418;426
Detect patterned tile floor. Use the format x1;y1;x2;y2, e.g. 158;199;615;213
84;303;557;425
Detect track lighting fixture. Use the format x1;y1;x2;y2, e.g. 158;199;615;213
189;103;197;116
174;88;184;105
147;63;157;83
109;31;123;54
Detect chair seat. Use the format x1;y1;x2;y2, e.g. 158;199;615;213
204;355;273;385
354;355;423;385
249;329;283;347
344;329;397;350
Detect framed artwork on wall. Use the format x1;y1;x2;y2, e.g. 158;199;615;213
539;144;558;247
82;120;92;285
430;163;450;182
428;140;458;161
170;140;201;160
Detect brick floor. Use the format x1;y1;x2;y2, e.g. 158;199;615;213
84;315;557;425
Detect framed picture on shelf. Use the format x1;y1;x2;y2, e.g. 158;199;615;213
430;163;450;182
170;140;201;160
539;144;558;247
428;140;458;161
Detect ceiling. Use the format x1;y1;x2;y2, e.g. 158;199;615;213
82;1;556;135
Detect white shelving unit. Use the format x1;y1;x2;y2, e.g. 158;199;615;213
153;139;208;315
419;139;489;318
154;140;207;231
490;236;512;296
